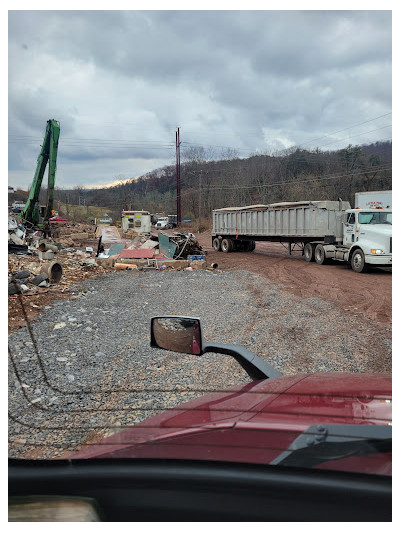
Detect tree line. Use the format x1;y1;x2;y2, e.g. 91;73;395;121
53;141;392;223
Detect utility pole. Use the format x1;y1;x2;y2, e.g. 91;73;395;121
176;127;181;224
198;172;202;233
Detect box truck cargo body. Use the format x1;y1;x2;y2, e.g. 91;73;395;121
354;190;391;209
212;198;391;272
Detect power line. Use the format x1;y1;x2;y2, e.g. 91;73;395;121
198;167;392;191
9;112;392;157
297;112;392;148
182;124;392;156
315;125;392;149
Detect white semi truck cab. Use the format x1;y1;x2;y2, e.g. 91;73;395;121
318;207;392;272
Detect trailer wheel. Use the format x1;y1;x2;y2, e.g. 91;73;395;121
221;238;233;253
304;243;315;262
247;240;256;252
213;238;221;251
315;244;327;265
351;248;367;273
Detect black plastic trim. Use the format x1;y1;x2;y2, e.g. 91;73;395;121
9;458;391;522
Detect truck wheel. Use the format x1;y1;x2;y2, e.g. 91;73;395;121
351;249;367;273
304;243;315;262
221;238;233;253
315;244;327;265
213;238;221;251
247;240;256;252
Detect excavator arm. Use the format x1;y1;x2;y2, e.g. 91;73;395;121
23;119;60;226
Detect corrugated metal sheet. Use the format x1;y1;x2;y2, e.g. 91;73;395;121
158;233;177;258
107;244;126;256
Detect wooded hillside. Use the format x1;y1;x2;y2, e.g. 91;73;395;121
54;141;392;222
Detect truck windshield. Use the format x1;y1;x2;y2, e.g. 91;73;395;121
358;211;392;225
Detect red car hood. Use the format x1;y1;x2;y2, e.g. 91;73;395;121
71;372;392;475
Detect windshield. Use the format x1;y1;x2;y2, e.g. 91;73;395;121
358;211;392;225
8;10;392;486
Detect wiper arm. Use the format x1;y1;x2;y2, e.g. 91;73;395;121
270;424;392;469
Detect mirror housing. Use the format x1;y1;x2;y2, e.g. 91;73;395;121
151;316;203;355
150;316;282;381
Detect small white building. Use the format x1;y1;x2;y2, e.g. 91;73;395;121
99;213;113;224
122;210;151;234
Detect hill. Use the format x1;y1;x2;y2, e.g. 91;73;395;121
54;141;392;221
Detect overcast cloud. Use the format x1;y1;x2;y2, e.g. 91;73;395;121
8;9;392;189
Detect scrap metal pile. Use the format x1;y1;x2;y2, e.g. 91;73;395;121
8;216;112;297
167;233;203;259
8;218;209;332
96;230;206;271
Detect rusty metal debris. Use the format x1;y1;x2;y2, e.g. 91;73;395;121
8;220;208;307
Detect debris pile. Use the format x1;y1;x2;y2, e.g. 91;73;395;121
8;261;61;295
8;218;210;332
97;231;207;271
167;233;203;259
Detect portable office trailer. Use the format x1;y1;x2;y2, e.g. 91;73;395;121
122;210;151;234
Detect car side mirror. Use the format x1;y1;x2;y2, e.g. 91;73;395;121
150;316;283;381
151;316;203;355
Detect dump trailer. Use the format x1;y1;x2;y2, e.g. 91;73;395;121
212;199;392;272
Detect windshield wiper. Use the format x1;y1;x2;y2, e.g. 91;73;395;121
270;424;391;469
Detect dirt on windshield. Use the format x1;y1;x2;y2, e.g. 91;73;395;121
195;231;392;325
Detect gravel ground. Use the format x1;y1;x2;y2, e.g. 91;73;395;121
8;269;392;459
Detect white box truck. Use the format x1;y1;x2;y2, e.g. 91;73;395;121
354;190;392;209
212;196;392;272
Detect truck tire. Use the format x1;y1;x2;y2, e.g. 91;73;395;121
351;248;367;273
304;243;315;262
213;238;221;251
247;240;256;252
315;244;327;265
221;238;233;253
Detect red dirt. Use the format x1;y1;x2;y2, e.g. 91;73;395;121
8;229;392;332
195;232;392;325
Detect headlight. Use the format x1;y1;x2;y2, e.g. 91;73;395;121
371;249;385;254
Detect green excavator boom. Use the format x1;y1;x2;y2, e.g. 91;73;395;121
23;119;60;226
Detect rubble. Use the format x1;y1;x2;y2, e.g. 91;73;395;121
8;219;209;333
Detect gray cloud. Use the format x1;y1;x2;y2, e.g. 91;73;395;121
8;10;392;189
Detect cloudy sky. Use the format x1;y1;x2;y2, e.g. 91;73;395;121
8;7;392;190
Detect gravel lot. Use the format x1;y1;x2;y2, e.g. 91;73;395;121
8;269;392;459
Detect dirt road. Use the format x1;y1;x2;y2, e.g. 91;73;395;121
196;232;392;325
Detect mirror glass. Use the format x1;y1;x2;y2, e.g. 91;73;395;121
152;317;202;355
